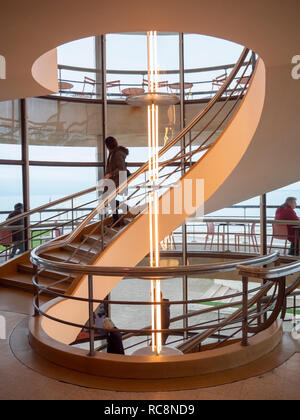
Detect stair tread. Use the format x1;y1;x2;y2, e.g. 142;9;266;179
104;226;119;235
212;285;230;298
0;272;67;292
201;284;221;300
40;249;83;264
83;234;102;241
64;243;98;254
18;263;75;281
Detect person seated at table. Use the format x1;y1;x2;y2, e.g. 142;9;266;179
7;203;25;258
275;197;300;256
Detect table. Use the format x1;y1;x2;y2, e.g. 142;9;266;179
216;222;249;252
169;82;194;99
122;87;145;97
169;82;194;91
59;82;74;91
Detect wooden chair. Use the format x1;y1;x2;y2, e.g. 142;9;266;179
235;223;259;253
106;80;121;99
269;223;289;255
205;222;224;250
0;230;12;261
81;76;97;97
212;72;228;93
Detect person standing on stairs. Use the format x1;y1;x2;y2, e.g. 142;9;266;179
7;203;25;258
104;136;130;226
102;317;125;355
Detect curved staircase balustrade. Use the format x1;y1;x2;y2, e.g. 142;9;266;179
0;186;98;262
32;252;279;350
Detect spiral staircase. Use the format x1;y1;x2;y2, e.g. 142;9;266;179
1;47;299;390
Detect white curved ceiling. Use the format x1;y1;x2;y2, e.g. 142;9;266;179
0;0;299;101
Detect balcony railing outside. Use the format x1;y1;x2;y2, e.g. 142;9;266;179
56;61;252;101
2;204;300;264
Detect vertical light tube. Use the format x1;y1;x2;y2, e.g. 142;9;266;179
147;31;162;355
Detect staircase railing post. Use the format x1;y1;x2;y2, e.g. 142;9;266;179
71;198;75;231
242;276;249;346
88;274;95;356
33;264;40;317
101;213;104;251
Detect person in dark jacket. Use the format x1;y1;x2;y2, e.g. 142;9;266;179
7;203;25;258
105;137;129;225
275;197;300;255
102;318;125;355
161;298;171;346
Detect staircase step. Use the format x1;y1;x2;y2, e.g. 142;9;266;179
82;234;103;248
104;226;119;237
201;284;221;301
123;218;133;225
0;272;67;296
17;263;75;283
222;287;237;303
40;249;83;264
63;243;98;260
212;285;229;299
229;293;242;305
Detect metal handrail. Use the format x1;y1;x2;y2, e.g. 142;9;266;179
0;186;97;229
58;61;248;76
238;260;300;280
31;251;279;278
32;259;277;335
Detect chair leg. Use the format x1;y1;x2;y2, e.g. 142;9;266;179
284;240;288;256
245;234;248;253
204;235;208;250
210;234;214;251
251;235;259;254
269;237;273;253
255;236;259;253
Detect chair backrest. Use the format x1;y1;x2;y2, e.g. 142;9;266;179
0;230;12;246
212;73;227;87
206;222;214;234
272;223;288;240
106;80;120;89
158;81;169;88
82;76;96;93
142;78;168;90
